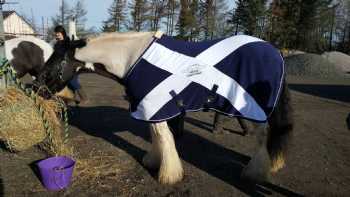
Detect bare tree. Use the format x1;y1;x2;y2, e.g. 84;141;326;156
69;0;88;36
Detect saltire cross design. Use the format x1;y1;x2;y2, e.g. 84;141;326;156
124;33;284;122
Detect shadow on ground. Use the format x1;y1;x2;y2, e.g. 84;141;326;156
0;177;4;197
289;84;350;103
184;116;247;136
68;106;303;196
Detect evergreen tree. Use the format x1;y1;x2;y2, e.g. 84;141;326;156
268;0;333;51
129;0;149;31
199;0;228;40
267;0;300;49
336;0;350;53
233;0;267;36
164;0;179;35
189;0;200;40
200;0;215;39
177;0;192;39
148;0;167;31
104;0;127;32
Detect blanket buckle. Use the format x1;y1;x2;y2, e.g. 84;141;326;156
203;84;218;112
169;90;186;115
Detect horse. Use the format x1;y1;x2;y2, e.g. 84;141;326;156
36;31;294;185
5;36;53;78
4;36;77;100
4;36;120;101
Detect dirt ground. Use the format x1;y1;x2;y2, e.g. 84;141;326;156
1;73;350;197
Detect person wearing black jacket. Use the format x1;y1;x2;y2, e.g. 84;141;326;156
53;25;88;104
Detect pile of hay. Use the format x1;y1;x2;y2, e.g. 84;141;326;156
1;87;120;189
0;87;70;155
284;53;344;78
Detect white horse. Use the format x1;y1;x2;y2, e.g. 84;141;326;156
41;31;294;185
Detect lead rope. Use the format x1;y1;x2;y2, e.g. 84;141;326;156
0;58;70;145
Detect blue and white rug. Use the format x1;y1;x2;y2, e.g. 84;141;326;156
124;34;284;122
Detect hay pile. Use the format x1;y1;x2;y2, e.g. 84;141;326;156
284;53;344;78
0;87;70;155
322;51;350;73
1;87;121;189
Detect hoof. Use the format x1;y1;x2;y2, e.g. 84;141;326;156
158;166;184;185
270;153;285;173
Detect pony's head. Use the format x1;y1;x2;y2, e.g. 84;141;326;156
33;39;87;96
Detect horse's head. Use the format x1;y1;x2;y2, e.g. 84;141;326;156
33;39;87;96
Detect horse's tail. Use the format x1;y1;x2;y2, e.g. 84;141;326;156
267;80;294;173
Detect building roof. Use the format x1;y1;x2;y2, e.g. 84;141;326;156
2;10;35;33
3;11;16;19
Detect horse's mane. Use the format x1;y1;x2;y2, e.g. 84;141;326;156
87;31;156;43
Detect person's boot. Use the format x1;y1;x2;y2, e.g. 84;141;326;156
76;88;89;105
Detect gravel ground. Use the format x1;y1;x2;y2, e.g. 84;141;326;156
322;51;350;73
284;53;345;78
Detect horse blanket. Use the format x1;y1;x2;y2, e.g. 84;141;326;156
124;34;284;122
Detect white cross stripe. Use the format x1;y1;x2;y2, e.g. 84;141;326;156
196;35;264;66
131;75;191;120
131;35;267;121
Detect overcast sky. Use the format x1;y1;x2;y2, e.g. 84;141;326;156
4;0;234;30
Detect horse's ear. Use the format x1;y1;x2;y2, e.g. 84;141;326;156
70;39;86;49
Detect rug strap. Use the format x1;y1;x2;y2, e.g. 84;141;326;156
203;84;218;112
169;90;186;115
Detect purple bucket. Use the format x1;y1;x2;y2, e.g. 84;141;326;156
37;156;75;191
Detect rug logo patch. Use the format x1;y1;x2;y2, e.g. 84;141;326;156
182;63;207;77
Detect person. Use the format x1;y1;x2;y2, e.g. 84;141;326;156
53;25;89;105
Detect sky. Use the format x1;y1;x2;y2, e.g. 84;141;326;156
3;0;234;30
3;0;114;29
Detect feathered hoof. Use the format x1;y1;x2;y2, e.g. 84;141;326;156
142;152;160;170
270;154;285;173
158;166;184;185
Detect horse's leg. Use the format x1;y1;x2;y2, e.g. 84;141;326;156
241;122;271;183
241;80;293;182
142;122;183;184
267;80;294;173
212;112;226;134
237;117;250;136
167;114;185;138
